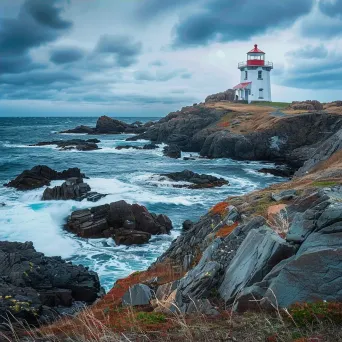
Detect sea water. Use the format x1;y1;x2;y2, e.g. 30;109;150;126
0;117;283;291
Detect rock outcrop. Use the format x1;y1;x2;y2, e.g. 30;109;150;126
65;200;173;245
127;105;226;152
205;89;235;103
60;116;152;135
0;241;102;325
31;139;100;151
163;144;181;159
42;177;106;202
4;165;85;190
116;144;158;151
289;100;323;111
151;186;342;314
158;170;229;189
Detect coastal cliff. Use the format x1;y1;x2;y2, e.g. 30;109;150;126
7;99;342;341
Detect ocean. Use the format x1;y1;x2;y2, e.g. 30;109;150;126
0;117;283;291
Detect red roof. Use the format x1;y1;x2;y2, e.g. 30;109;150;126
233;82;251;89
248;44;265;54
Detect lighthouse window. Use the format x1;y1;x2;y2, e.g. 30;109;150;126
258;71;263;79
245;71;248;80
259;88;264;99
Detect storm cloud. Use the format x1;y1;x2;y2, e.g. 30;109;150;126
171;0;315;47
50;47;85;64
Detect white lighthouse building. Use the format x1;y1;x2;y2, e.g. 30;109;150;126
233;44;273;102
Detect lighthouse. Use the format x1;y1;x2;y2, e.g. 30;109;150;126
233;44;273;103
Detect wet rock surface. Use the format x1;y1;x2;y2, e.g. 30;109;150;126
161;170;229;189
31;139;100;151
151;186;342;314
60;115;153;135
163;144;181;159
65;200;173;245
4;165;85;190
42;177;106;202
0;241;102;325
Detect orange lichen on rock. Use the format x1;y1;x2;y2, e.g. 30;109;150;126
216;222;239;238
210;201;229;216
218;121;230;128
267;204;287;223
38;262;185;338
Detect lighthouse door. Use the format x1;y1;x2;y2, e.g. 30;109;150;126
245;89;249;102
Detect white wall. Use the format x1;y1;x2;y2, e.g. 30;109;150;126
239;67;272;102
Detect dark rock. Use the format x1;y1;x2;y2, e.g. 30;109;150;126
0;241;101;325
258;167;294;178
271;189;297;202
163;144;181;159
182;220;194;231
205;89;235;103
31;139;100;151
128;105;225;152
122;284;152;306
289;100;323;111
4;165;85;191
65;200;172;241
60;125;95;134
0;203;5;207
163;169;229;189
114;229;151;246
96;115;129;134
115;145;141;150
143;143;158;150
42;177;105;202
218;227;296;304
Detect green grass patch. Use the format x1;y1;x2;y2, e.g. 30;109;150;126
289;302;342;326
136;312;167;324
251;101;290;109
311;180;340;187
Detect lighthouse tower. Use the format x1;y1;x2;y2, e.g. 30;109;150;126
233;44;273;103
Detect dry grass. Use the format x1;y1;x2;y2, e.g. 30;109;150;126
3;305;342;342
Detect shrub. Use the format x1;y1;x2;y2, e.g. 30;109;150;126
289;302;342;326
136;312;167;324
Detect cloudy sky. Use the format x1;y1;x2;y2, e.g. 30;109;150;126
0;0;342;117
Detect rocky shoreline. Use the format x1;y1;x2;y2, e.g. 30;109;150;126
3;99;342;339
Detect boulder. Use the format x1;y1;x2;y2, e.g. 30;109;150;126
65;201;173;242
42;177;105;202
163;144;181;159
289;100;323;111
205;89;235;103
218;227;296;304
96;116;129;134
163;170;229;189
114;229;151;246
271;189;297;202
4;165;85;190
60;125;94;134
31;139;100;151
182;220;194;231
122;284;152;306
258;167;294;178
0;241;102;324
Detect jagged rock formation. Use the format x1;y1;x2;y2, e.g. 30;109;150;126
31;139;100;151
65;200;173;245
4;165;85;190
42;177;106;202
163;144;181;159
0;241;102;325
115;144;158;150
289;100;323;111
158;170;229;189
60;116;153;135
127;105;226;152
205;89;235;103
148;186;342;314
